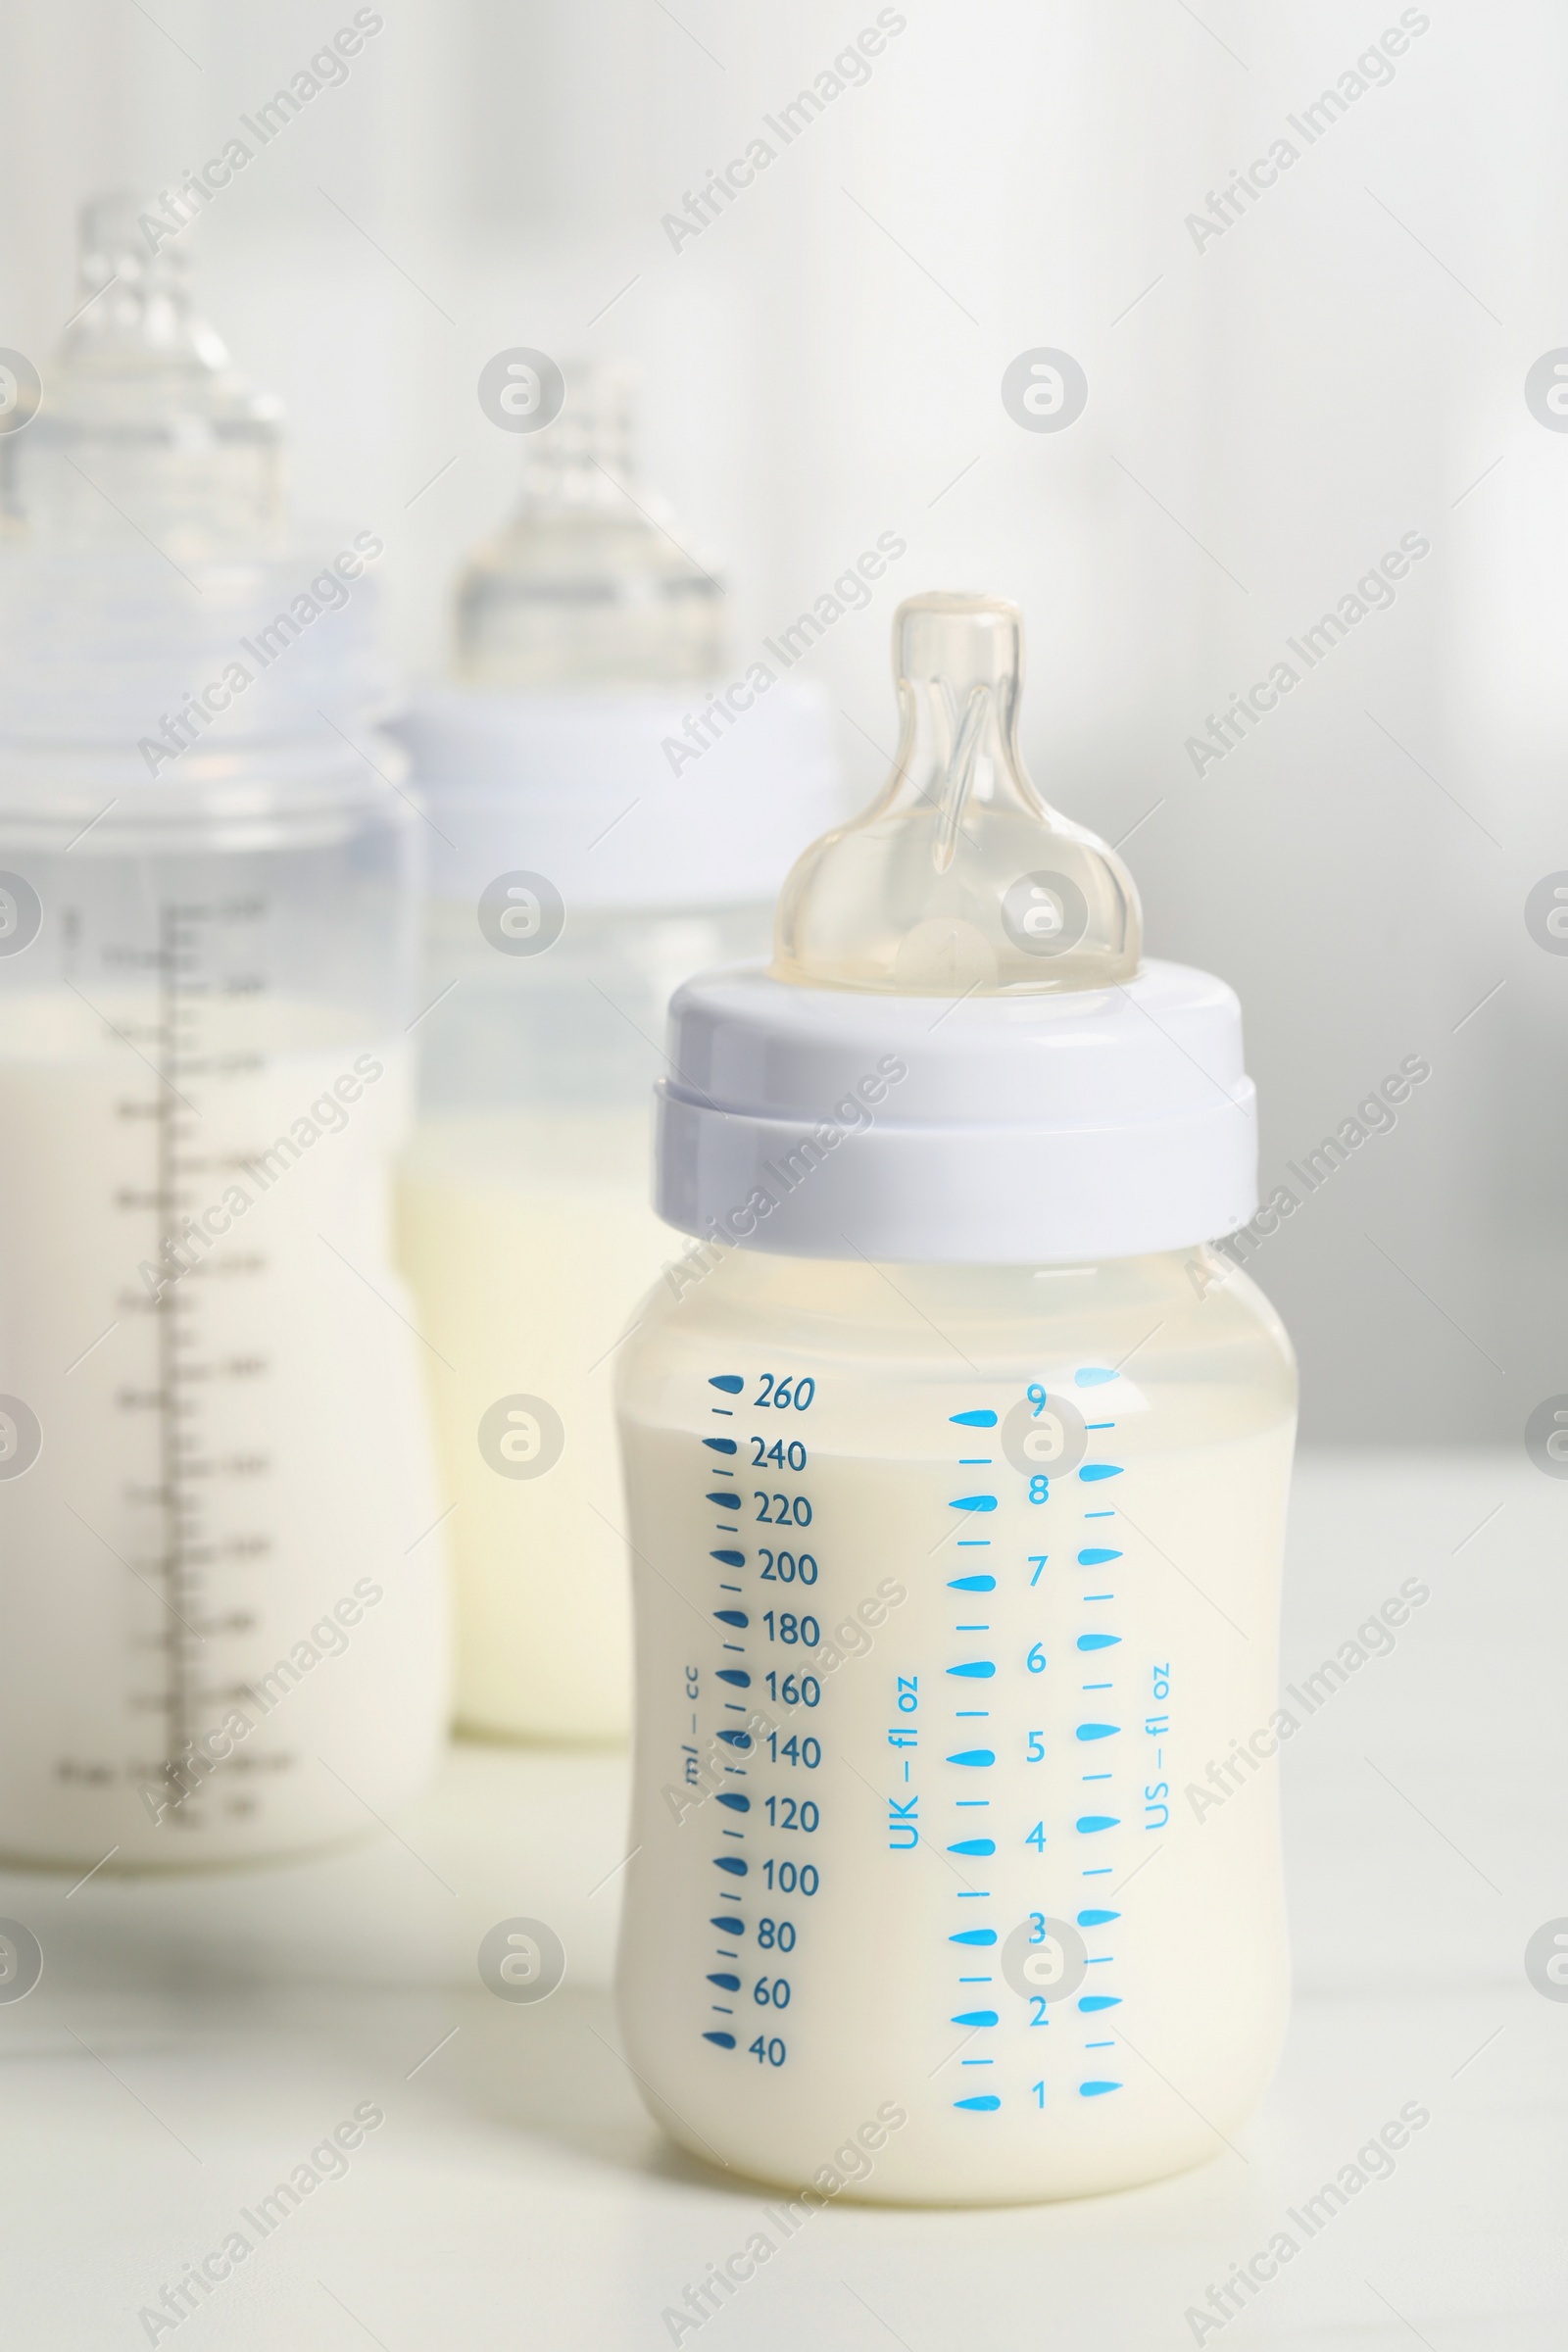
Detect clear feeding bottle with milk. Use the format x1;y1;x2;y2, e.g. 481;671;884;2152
0;197;447;1867
396;364;838;1743
614;592;1297;2203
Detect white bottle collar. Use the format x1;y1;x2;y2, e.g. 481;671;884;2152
654;959;1257;1264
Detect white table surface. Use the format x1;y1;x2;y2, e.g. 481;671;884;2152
2;1449;1564;2351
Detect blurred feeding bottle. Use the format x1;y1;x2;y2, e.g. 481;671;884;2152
613;592;1297;2201
0;195;448;1867
395;360;839;1743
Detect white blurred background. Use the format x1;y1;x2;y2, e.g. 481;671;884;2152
1;0;1562;1443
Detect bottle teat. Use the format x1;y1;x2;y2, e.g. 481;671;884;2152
773;591;1141;995
454;358;728;687
1;191;284;550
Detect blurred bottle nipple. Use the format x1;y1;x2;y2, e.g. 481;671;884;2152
453;357;728;687
0;188;284;550
773;591;1141;995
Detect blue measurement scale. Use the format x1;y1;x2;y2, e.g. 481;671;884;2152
691;1369;821;2065
682;1359;1168;2118
929;1371;1136;2115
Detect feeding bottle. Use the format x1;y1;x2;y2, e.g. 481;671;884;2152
395;363;838;1743
614;591;1297;2203
0;196;448;1866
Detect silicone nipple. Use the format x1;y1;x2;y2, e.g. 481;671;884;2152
453;358;727;686
773;592;1141;995
2;190;283;548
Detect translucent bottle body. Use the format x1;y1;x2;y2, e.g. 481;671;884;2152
614;1247;1296;2203
0;781;448;1866
397;896;769;1743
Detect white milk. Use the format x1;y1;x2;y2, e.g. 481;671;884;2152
0;995;448;1867
615;1250;1296;2204
397;1108;672;1741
